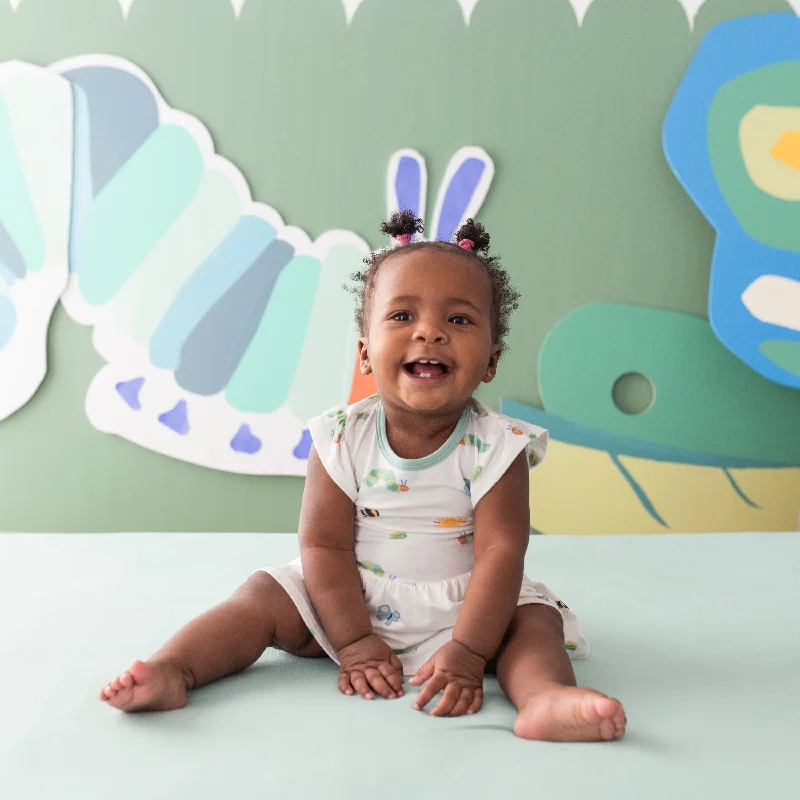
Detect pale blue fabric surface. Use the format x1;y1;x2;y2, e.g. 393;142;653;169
1;532;797;799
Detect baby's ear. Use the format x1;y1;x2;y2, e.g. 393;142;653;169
357;338;372;375
482;344;502;383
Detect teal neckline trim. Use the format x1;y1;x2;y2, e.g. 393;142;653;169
376;402;471;471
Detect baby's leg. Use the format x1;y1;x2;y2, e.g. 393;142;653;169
100;571;324;712
494;605;626;742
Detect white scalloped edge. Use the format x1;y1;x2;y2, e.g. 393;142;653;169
11;1;798;29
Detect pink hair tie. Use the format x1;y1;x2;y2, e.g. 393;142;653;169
458;238;475;250
395;233;412;246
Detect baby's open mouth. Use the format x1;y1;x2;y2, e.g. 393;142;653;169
404;359;451;378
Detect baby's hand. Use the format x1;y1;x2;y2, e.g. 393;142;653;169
337;634;405;701
409;640;486;717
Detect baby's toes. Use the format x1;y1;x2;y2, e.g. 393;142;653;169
595;696;626;740
119;673;134;689
613;705;627;737
100;683;119;701
599;715;618;741
99;673;130;700
102;681;135;708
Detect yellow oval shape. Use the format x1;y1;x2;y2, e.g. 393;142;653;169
740;104;800;200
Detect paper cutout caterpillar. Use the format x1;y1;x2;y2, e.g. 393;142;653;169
0;56;494;475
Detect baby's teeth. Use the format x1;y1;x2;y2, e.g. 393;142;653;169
419;359;429;363
420;373;431;378
429;360;439;365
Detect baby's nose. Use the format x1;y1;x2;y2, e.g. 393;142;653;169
413;323;446;343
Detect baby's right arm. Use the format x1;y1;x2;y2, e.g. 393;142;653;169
299;445;372;650
299;447;404;701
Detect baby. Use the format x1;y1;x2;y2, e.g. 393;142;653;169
100;211;626;742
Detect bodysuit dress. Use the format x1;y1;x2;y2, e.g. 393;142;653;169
262;395;588;675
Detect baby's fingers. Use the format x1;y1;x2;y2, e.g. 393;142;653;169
466;687;483;715
338;672;355;697
349;671;375;700
413;672;446;711
365;667;396;700
378;662;404;696
409;660;434;687
447;686;475;717
430;681;465;717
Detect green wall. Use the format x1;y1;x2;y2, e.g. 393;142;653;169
0;0;792;532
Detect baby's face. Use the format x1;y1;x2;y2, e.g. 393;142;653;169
359;247;500;417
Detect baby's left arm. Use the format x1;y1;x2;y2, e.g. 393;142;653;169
452;450;530;660
409;452;530;715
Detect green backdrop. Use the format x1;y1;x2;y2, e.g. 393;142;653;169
0;0;792;532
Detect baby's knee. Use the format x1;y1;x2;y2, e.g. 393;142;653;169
510;603;564;636
236;571;314;653
235;570;283;607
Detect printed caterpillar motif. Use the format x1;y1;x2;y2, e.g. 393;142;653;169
357;560;385;576
327;409;348;444
528;433;540;467
363;468;409;492
459;434;491;453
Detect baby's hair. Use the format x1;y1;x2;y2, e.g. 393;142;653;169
349;210;520;356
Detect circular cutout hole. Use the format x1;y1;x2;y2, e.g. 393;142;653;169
612;372;655;415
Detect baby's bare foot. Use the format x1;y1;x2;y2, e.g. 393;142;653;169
513;685;626;742
99;659;188;712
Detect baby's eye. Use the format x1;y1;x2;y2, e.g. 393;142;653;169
450;315;472;326
391;312;412;322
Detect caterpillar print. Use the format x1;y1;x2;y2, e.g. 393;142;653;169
327;409;348;444
363;468;410;493
459;434;491;454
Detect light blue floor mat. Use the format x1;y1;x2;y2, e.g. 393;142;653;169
1;532;797;799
